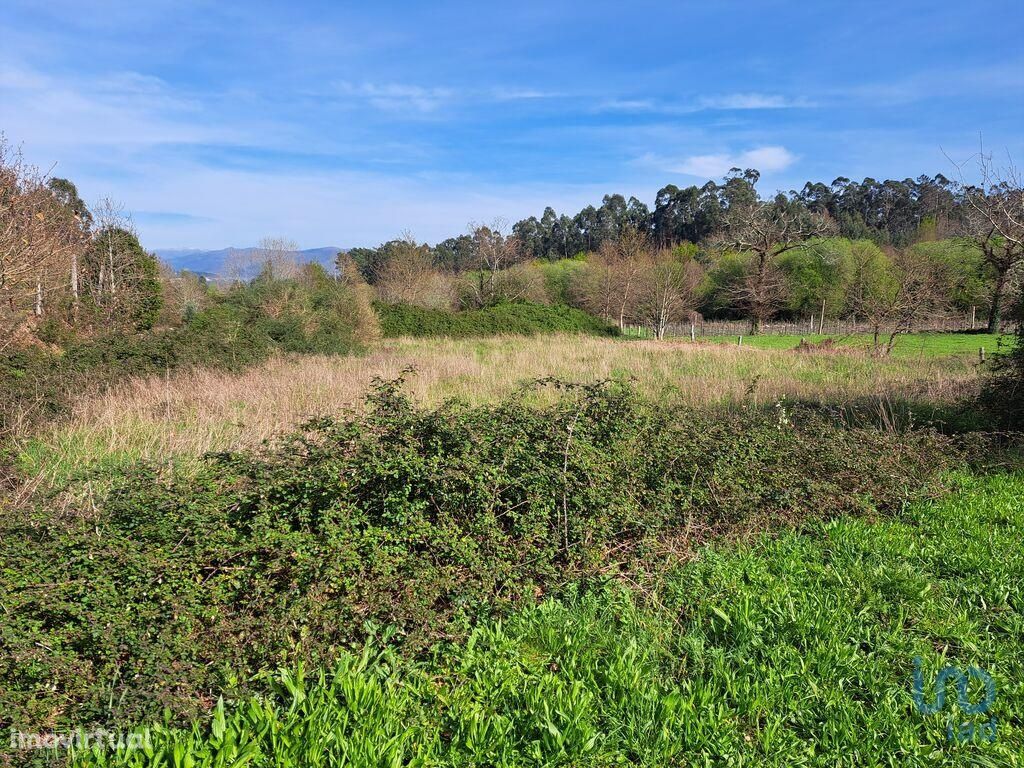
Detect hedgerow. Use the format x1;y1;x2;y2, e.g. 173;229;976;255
375;301;617;337
1;377;954;730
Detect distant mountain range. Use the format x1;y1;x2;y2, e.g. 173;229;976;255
153;247;344;277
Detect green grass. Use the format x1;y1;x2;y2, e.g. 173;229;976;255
67;471;1024;767
701;332;1013;359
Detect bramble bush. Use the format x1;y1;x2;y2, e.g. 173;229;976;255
375;300;617;337
1;376;955;730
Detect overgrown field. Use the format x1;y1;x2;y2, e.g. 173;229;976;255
2;330;1021;767
2;378;958;728
15;333;987;488
55;472;1024;766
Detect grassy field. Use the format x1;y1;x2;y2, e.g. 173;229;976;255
700;331;1013;359
66;470;1023;767
16;332;987;488
5;329;1020;768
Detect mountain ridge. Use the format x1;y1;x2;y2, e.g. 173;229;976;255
154;246;344;276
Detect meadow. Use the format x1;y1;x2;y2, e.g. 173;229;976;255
17;333;987;488
699;331;1013;358
5;11;1024;764
3;330;1021;768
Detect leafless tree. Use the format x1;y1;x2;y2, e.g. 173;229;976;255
953;152;1024;331
464;219;525;307
960;149;1024;249
601;226;649;331
0;137;88;348
89;198;134;299
158;261;210;323
569;255;615;323
866;248;951;355
375;235;454;309
256;236;301;281
224;236;301;282
717;195;837;333
634;250;704;339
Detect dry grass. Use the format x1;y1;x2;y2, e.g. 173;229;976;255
19;335;981;485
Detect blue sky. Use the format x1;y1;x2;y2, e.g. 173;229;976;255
2;0;1023;249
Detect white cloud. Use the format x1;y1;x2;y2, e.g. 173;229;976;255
332;81;456;113
0;63;238;150
328;82;560;112
664;146;797;178
490;87;560;101
592;93;812;115
698;93;814;110
595;98;656;112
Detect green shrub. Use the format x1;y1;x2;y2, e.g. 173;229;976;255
66;472;1024;767
1;378;954;729
376;301;617;337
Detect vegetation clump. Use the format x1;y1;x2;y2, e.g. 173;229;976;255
0;265;378;447
375;301;617;338
1;377;956;729
57;471;1024;767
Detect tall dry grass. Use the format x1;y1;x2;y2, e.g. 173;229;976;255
21;335;979;485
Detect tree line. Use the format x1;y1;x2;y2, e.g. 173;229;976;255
1;139;162;350
341;166;1023;344
4;132;1022;354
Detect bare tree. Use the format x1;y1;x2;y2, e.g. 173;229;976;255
158;262;210;323
90;198;133;299
224;236;301;282
634;250;704;339
0;137;88;348
865;248;951;355
464;220;525;307
960;150;1024;249
570;257;616;322
955;156;1024;331
375;234;454;309
256;236;300;281
601;225;649;331
717;194;837;333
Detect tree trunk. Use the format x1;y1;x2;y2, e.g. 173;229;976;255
108;241;117;297
70;252;79;314
988;272;1007;333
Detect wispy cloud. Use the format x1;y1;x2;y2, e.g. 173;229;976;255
332;81;456;113
593;92;813;115
133;210;215;224
651;146;798;178
595;98;657;112
490;87;560;101
0;63;236;150
328;82;560;113
697;93;815;110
